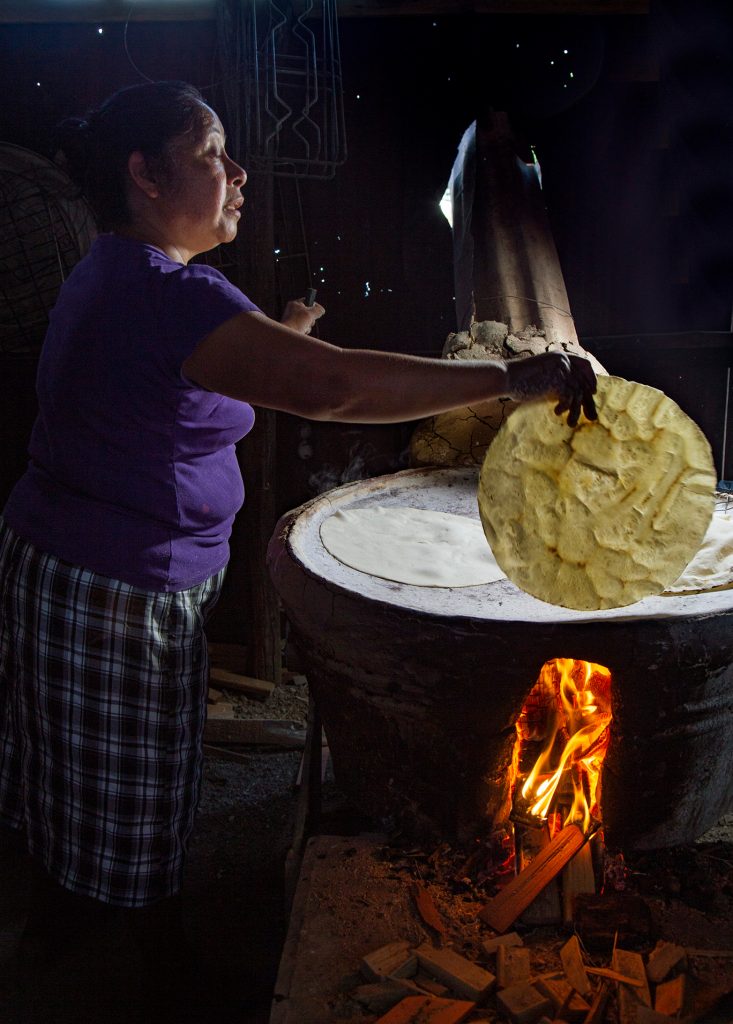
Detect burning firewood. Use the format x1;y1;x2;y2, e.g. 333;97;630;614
479;824;587;933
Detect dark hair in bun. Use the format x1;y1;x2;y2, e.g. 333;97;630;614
53;81;206;230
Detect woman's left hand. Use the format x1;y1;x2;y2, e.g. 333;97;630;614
280;298;326;335
506;351;598;427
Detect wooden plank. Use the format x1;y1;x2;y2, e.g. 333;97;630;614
612;948;652;1024
353;980;424;1014
646;941;687;984
560;935;593;1000
209;666;275;701
203;718;306;748
285;695;323;897
496;983;553;1024
361;942;415;982
497;946;531;990
586;968;645;987
481;933;523;956
479;825;585;934
374;995;475;1024
205;701;236;719
582;980;611;1024
517;825;562;927
412;882;448;938
561;841;596;924
535;975;591;1022
654;975;686;1017
414;944;495;1003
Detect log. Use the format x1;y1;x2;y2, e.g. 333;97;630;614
573;893;653;951
479;826;585;934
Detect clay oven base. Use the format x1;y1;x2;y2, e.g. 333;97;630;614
267;469;733;851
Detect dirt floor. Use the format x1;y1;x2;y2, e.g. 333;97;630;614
2;668;733;1024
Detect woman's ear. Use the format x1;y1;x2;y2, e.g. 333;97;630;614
127;151;160;200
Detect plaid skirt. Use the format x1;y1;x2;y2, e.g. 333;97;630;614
0;519;225;907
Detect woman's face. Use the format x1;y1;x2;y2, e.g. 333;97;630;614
158;104;247;260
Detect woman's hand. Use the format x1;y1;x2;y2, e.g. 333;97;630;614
280;298;325;335
506;351;598;427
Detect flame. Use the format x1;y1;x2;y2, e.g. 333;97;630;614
516;658;611;833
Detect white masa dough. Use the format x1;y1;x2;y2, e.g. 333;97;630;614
664;511;733;593
319;506;507;588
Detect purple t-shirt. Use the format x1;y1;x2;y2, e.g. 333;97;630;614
3;234;257;591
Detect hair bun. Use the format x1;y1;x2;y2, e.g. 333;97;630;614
52;116;96;183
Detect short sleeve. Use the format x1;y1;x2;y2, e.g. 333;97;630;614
158;263;261;373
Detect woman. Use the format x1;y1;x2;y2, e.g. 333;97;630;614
0;80;595;995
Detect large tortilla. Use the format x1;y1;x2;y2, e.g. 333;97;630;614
319;506;507;588
478;376;717;610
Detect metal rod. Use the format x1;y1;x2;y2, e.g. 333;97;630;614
722;365;731;483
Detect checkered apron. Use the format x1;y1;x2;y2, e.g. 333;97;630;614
0;520;225;906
